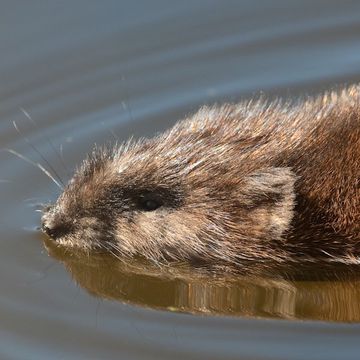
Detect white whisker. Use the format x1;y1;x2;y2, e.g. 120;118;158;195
2;148;63;189
20;108;71;178
13;120;66;187
109;129;119;140
20;107;36;125
121;74;135;123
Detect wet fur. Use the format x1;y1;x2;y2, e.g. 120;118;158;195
42;85;360;267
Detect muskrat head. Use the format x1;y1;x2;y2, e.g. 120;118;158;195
42;106;296;265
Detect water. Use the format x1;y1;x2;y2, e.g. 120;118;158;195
1;1;360;359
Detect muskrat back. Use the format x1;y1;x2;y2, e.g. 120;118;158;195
41;84;360;267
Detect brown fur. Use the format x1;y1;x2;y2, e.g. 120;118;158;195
41;84;360;267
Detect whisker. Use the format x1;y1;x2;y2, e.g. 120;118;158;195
106;242;129;263
122;100;134;123
59;143;64;158
109;129;119;141
121;74;135;123
20;107;36;125
13;120;66;187
2;148;63;189
58;143;72;177
20;108;71;179
50;141;71;179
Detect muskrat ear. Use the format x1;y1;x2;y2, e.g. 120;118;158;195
243;167;296;239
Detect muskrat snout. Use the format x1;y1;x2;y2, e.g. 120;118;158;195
41;209;70;240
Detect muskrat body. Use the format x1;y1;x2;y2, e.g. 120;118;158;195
42;85;360;267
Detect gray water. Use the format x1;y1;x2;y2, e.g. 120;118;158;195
1;1;360;359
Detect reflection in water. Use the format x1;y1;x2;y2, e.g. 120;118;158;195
44;237;360;322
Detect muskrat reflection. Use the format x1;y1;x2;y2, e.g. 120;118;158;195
45;238;360;322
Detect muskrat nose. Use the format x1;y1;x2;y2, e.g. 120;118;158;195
42;224;51;237
41;217;69;239
42;222;57;238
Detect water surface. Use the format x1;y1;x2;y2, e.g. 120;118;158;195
1;1;360;359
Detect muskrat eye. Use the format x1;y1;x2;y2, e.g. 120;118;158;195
138;195;162;211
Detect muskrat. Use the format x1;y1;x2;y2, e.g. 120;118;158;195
41;84;360;267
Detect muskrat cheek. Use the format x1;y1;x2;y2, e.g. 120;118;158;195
240;167;296;239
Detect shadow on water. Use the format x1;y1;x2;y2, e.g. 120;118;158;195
44;236;360;322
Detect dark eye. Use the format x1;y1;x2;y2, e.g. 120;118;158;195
138;195;162;211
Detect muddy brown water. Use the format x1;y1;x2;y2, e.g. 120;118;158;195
1;1;360;359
